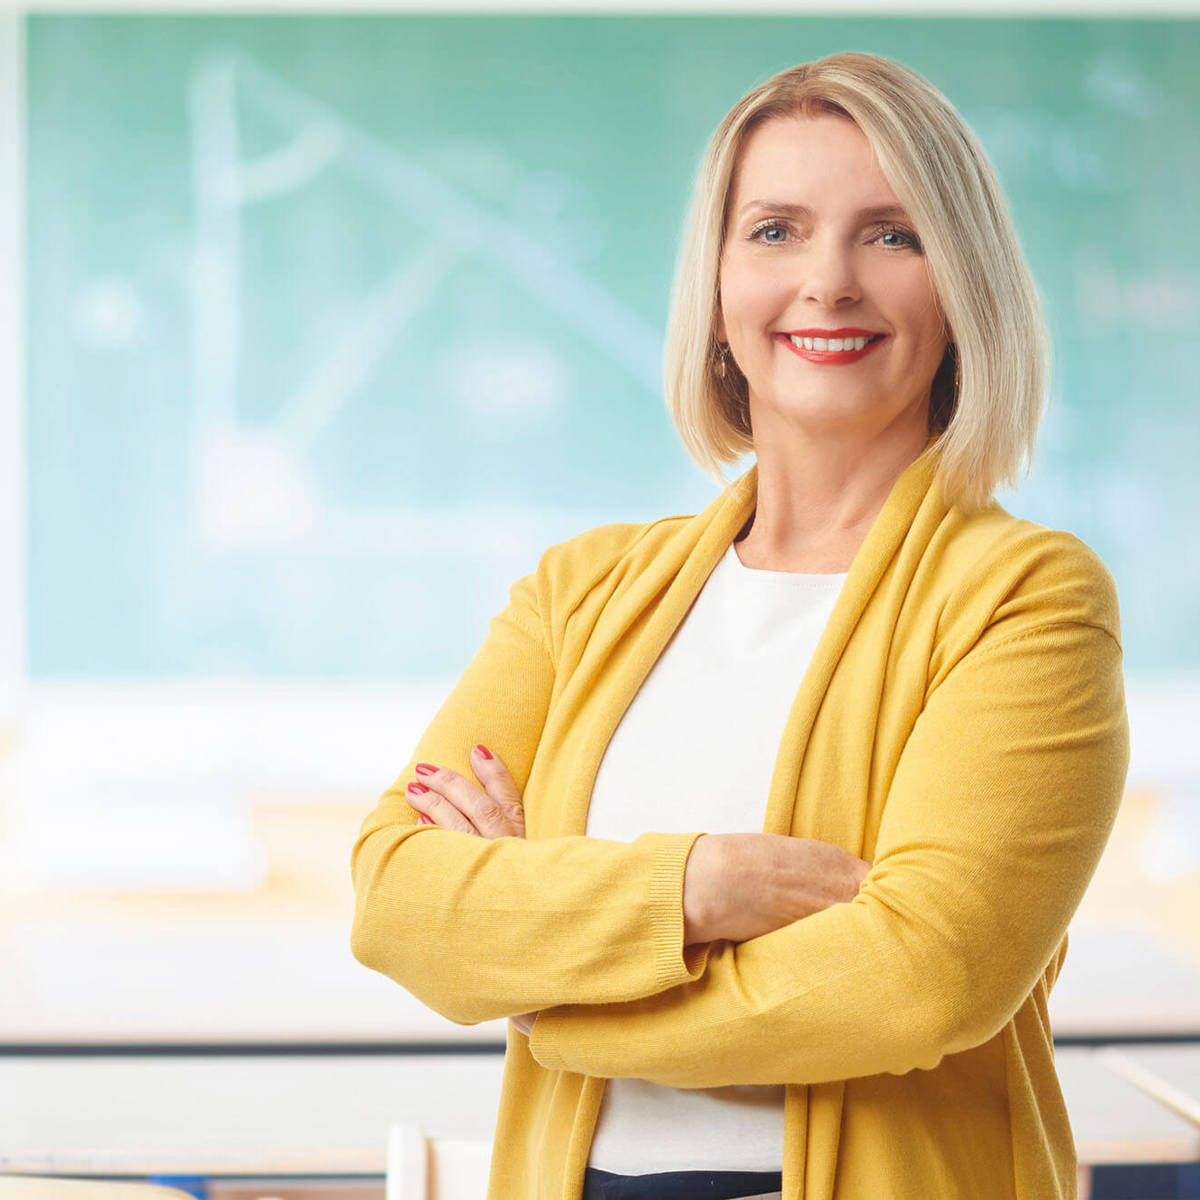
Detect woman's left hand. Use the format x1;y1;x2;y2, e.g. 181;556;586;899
405;744;539;1037
405;744;526;838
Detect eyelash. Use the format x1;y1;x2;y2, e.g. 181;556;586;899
747;220;922;252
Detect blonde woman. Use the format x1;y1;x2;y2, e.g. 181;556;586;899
351;52;1129;1200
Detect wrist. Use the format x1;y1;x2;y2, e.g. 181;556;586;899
682;834;726;945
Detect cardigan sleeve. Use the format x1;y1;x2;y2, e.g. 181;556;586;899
349;553;708;1027
527;612;1129;1085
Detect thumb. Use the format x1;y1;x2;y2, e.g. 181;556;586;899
470;744;525;824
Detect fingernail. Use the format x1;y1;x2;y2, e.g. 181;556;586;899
415;763;437;776
473;744;493;760
407;782;429;794
418;813;435;825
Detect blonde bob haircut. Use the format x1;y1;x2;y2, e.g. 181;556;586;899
663;51;1050;512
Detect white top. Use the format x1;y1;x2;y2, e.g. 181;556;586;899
585;538;847;1175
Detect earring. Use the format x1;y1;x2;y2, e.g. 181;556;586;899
715;343;730;380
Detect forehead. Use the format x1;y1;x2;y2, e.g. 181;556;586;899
728;113;900;214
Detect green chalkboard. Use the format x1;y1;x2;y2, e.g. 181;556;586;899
26;15;1200;677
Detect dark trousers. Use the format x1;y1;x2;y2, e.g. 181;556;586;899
582;1167;784;1199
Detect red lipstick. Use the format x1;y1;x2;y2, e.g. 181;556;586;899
776;329;887;366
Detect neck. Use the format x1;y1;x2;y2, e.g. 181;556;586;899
736;418;930;574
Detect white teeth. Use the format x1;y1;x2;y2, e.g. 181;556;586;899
789;335;873;352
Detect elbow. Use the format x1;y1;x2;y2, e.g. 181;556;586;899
348;826;426;997
348;894;397;986
867;947;1010;1077
935;986;1024;1060
348;837;394;976
350;896;493;1028
350;910;485;1027
865;1000;959;1078
348;824;509;1027
349;905;383;976
903;961;1019;1071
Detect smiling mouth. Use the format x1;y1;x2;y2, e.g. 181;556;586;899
774;332;888;365
786;333;884;352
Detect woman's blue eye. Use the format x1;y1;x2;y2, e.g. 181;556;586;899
878;225;921;251
749;222;788;243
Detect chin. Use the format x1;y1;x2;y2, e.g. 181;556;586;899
754;391;878;427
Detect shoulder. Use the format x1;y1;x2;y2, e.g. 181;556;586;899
920;502;1122;663
535;511;693;581
528;510;695;619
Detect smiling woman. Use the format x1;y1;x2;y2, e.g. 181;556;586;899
351;51;1127;1200
714;114;950;572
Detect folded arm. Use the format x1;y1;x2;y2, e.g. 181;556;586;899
527;618;1129;1086
350;565;709;1025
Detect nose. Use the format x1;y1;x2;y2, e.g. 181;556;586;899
800;232;861;308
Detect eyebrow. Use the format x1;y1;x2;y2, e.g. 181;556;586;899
737;200;911;222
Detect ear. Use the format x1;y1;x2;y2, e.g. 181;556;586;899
714;302;727;344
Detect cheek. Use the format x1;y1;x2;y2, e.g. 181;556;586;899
719;258;783;334
912;271;948;343
893;277;947;351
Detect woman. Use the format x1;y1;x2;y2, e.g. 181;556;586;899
351;52;1129;1200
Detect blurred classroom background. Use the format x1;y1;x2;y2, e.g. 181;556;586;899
0;4;1198;1198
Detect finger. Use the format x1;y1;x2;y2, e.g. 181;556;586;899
402;787;437;827
406;781;478;835
416;762;518;839
469;745;526;837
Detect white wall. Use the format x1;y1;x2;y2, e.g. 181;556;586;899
0;12;24;732
10;0;1200;12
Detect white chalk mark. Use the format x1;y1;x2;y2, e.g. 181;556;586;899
184;47;665;558
189;52;242;441
233;120;343;206
277;239;462;450
229;51;662;392
441;337;565;440
71;276;147;352
196;429;317;550
1085;50;1164;118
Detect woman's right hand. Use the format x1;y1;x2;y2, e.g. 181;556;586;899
682;833;870;946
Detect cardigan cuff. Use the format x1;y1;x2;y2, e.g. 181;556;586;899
645;830;711;992
528;830;712;1074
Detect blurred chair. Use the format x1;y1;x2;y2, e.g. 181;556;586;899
0;1181;196;1200
386;1123;491;1200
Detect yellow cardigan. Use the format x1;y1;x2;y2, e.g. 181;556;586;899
351;448;1129;1199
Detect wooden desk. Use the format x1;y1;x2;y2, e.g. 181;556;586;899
1056;1047;1200;1166
0;800;507;1046
0;1054;505;1177
0;785;1196;1044
2;1050;1196;1186
1097;1043;1200;1127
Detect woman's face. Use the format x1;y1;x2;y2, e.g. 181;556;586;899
717;113;949;440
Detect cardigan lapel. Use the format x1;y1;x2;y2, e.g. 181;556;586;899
761;448;942;834
542;464;759;838
542;446;943;840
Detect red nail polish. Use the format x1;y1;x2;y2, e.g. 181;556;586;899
415;763;437;776
474;744;493;761
418;814;435;825
408;781;429;794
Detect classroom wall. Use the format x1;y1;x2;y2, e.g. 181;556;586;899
0;13;23;730
3;5;1199;1045
19;12;1200;684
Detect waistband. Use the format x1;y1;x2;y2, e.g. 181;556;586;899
582;1166;784;1199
